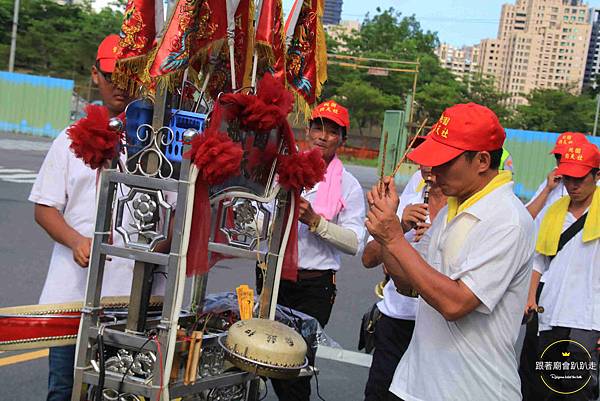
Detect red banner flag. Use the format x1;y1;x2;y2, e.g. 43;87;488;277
113;0;156;91
283;0;327;115
203;0;254;97
255;0;286;81
147;0;228;82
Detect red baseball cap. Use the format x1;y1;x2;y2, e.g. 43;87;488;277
310;100;350;130
96;34;120;73
550;132;589;155
408;103;505;167
555;142;600;178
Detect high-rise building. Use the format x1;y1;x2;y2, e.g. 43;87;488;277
584;8;600;87
478;0;592;105
323;0;343;26
435;44;481;81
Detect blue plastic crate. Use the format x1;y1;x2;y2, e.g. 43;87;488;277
166;109;206;163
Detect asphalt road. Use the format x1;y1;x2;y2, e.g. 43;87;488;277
0;132;382;401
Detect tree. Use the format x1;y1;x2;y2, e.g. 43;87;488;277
512;89;596;133
0;0;123;86
334;80;401;134
323;7;475;130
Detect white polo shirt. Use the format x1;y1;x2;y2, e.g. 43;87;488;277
297;167;366;271
389;182;535;401
29;130;165;304
401;170;423;199
532;204;600;332
376;189;428;321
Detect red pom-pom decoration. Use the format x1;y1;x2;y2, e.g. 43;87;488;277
219;73;294;132
67;105;122;169
185;131;244;185
277;148;326;191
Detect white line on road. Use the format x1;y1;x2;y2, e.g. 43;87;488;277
0;167;37;185
0;169;31;174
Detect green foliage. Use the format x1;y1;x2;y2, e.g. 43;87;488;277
323;7;512;130
512;89;597;133
0;0;123;86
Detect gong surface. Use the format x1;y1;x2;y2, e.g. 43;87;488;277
222;318;307;378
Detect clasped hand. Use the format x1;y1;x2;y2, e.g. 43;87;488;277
365;177;403;245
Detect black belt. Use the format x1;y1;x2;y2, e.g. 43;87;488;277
297;269;335;280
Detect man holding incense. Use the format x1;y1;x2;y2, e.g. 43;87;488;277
365;103;535;401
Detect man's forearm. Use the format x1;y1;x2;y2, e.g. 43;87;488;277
362;240;383;268
34;204;82;249
526;187;551;218
382;236;479;320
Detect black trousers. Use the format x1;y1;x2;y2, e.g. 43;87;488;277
256;268;336;401
519;284;549;401
364;313;415;401
538;326;600;401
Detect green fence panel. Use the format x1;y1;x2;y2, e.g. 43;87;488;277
0;71;73;138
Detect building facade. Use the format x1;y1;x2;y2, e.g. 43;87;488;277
323;0;343;25
477;0;592;105
584;8;600;87
435;44;481;81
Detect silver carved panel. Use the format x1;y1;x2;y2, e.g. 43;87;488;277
218;198;271;251
115;188;172;251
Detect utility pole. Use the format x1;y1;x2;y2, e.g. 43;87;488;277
8;0;20;72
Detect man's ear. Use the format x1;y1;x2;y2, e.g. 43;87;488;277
477;151;492;173
91;66;100;86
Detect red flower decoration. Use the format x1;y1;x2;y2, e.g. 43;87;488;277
277;148;326;191
220;73;294;132
67;105;122;169
185;131;244;185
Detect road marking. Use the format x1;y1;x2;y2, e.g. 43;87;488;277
0;349;49;367
316;345;372;368
0;139;52;152
0;167;37;184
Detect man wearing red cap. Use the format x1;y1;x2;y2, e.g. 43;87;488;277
526;132;590;219
365;103;535;401
258;100;366;401
29;35;133;401
525;142;600;401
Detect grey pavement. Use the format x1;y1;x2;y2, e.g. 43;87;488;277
0;133;378;401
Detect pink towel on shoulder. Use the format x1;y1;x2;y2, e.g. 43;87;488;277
313;155;345;220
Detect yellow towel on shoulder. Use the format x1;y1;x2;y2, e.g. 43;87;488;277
446;171;513;223
536;187;600;256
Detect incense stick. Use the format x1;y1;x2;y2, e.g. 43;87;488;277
391;118;428;177
379;131;388;191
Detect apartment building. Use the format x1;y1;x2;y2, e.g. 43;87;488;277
323;0;344;25
435;44;481;81
477;0;592;105
584;8;600;87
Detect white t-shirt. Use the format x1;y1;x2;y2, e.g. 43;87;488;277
29;130;165;304
376;189;428;321
532;204;600;332
298;167;366;271
390;182;535;401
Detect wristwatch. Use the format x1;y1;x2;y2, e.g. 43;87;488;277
309;217;321;233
